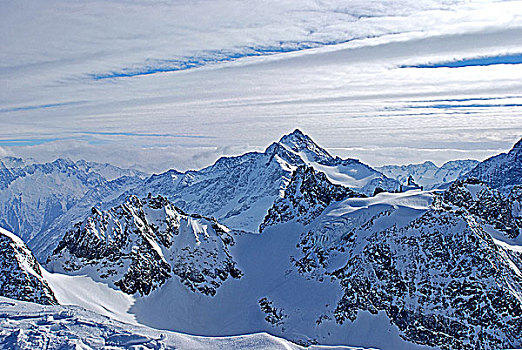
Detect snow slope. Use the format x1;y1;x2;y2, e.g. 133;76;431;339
0;297;365;350
42;271;137;325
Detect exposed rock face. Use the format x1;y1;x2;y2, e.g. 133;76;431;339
290;187;522;350
260;165;364;231
444;178;522;238
463;137;522;192
258;297;288;327
331;210;521;350
48;195;241;296
0;227;57;305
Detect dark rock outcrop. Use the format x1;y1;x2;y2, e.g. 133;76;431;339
0;228;57;305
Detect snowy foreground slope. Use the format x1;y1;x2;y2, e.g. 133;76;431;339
0;297;364;350
0;226;364;349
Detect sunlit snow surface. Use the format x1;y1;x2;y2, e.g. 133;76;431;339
1;0;521;171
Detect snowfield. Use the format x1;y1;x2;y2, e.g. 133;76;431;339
0;297;368;350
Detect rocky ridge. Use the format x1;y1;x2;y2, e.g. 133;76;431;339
462;137;522;192
260;165;364;232
286;186;522;349
48;195;241;296
0;227;57;305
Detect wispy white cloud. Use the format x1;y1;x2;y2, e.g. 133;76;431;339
1;0;521;170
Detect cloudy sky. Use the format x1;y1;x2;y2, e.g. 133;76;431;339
1;0;521;172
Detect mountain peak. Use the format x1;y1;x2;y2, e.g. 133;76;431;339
277;129;333;164
511;137;522;153
278;128;309;145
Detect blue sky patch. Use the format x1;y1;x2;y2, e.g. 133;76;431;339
402;53;522;68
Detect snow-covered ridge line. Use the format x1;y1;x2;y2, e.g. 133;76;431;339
106;129;399;238
461;137;522;193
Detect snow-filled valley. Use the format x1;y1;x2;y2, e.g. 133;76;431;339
0;130;521;349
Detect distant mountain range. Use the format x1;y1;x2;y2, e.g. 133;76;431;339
0;130;521;350
377;159;479;189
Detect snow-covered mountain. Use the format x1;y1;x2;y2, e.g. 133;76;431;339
293;189;521;349
443;178;522;239
115;129;399;235
0;158;105;244
74;159;148;181
42;182;522;349
28;174;146;261
0;227;57;305
0;156;28;169
36;135;521;349
1;131;398;261
377;160;479;190
2;132;521;350
0;158;146;259
462;137;522;192
0;297;362;350
47;195;241;297
260;165;364;231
